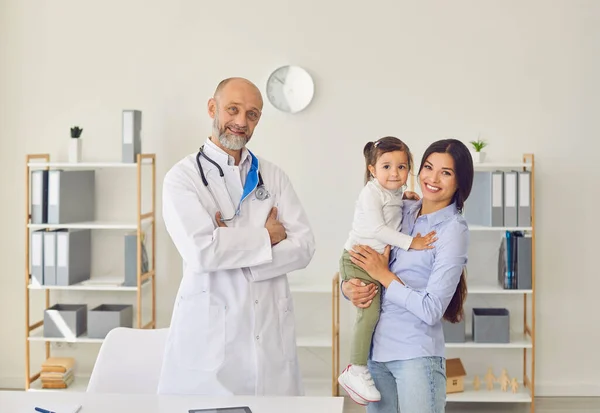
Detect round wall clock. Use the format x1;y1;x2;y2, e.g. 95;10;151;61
266;65;314;113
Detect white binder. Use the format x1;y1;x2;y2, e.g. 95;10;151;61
43;231;58;285
518;171;532;227
503;171;518;227
31;230;45;286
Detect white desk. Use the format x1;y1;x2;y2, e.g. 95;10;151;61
0;391;344;413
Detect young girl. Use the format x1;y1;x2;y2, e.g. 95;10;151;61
338;136;436;405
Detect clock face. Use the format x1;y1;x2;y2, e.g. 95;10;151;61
266;65;314;113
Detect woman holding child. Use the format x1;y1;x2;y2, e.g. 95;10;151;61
341;138;474;413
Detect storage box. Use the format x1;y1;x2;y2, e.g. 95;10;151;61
88;304;133;339
44;304;87;338
443;319;466;343
472;308;510;343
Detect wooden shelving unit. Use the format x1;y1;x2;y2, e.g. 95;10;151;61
24;153;157;391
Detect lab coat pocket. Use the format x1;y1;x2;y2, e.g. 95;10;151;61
277;297;297;362
174;296;225;371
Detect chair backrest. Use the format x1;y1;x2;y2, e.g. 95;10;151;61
87;327;169;394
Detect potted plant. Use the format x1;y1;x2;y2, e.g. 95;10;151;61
69;126;83;163
469;138;487;163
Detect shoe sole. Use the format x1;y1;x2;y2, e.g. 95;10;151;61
337;374;380;405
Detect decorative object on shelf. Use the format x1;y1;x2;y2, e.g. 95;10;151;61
69;126;83;163
498;368;511;392
445;358;466;394
469;137;487;163
473;375;481;391
511;377;519;393
266;65;314;113
484;367;496;390
41;357;75;389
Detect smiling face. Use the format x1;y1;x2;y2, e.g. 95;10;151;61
419;152;459;207
368;150;410;191
208;78;263;151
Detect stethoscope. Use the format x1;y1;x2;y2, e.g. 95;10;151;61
196;146;270;222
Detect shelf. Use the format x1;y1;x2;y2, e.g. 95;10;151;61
28;221;141;230
446;382;532;403
28;330;104;344
297;336;332;348
473;162;531;170
469;225;532;232
468;284;532;295
446;334;532;349
28;278;151;291
27;160;153;169
28;375;89;392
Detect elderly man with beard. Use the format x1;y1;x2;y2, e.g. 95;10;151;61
158;77;316;396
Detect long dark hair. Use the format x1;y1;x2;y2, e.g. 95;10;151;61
363;136;413;184
418;139;474;323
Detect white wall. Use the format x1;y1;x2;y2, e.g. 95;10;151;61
1;0;599;395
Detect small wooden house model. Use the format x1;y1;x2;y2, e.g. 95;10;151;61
446;358;466;393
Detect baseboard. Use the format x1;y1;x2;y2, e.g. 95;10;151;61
535;382;600;397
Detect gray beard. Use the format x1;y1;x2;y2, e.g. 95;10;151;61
213;114;249;151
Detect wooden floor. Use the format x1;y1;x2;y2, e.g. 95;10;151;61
343;397;600;413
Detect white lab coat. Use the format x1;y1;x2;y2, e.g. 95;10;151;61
157;142;316;396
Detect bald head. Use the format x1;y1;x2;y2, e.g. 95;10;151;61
214;77;263;107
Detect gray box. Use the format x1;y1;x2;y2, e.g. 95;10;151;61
47;170;95;224
472;308;509;343
88;304;133;339
44;304;87;338
124;232;149;287
443;319;466;343
56;229;92;286
122;110;142;163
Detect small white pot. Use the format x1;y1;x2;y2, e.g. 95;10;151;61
69;138;82;163
471;151;486;163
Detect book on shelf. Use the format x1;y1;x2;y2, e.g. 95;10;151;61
498;231;532;290
41;357;76;389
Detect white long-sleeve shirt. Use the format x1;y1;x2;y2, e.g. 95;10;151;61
344;180;413;253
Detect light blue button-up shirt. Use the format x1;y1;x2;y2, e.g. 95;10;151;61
371;199;469;362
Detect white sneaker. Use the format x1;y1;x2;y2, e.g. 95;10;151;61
338;364;381;405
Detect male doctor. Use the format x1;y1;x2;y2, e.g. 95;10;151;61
157;77;316;396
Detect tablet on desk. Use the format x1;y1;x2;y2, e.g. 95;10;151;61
189;407;252;413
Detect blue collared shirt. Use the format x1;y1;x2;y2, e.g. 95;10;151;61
371;200;469;362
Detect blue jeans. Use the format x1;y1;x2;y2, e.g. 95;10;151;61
367;357;446;413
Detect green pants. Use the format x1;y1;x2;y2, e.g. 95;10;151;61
339;249;381;366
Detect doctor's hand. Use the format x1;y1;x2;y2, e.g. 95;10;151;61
215;212;228;227
265;207;287;246
342;279;377;309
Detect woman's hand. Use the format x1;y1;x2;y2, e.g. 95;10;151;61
349;245;400;288
403;190;420;201
341;279;378;308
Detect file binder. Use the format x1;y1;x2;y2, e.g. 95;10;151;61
497;231;532;290
122;110;142;163
31;230;45;286
518;171;532;227
503;171;518;227
123;232;149;286
31;170;49;224
514;233;532;289
43;230;59;285
47;170;95;224
56;229;92;286
464;171;504;226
